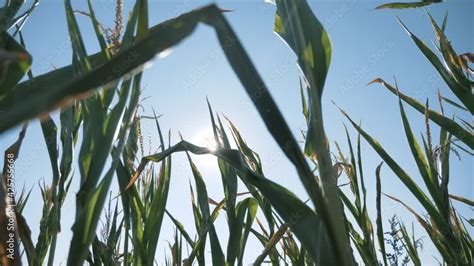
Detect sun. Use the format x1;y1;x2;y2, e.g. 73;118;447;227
189;128;219;169
191;128;218;151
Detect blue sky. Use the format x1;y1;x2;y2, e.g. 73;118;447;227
1;0;472;264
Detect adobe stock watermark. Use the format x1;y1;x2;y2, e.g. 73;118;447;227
340;39;395;95
4;152;17;260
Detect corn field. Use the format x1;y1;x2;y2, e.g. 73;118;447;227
0;0;472;265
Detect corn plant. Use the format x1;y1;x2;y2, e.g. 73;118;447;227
334;132;378;265
340;5;473;265
0;0;471;265
1;0;356;264
0;125;27;266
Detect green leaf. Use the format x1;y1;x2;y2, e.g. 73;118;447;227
0;124;27;265
271;1;353;264
438;93;468;112
207;103;239;236
165;210;195;247
340;108;451;238
228;197;257;265
273;0;332;159
0;0;26;33
140;116;171;264
186;196;226;265
68;47;141;266
375;163;388;266
143;155;171;264
397;95;445;211
375;1;442;9
238;198;258;265
385;194;455;262
1;4;350;264
225;116;276;235
396;18;474;113
184;149;224;265
253;224;288;265
136;0;149;40
398;221;421;265
68;166;115;264
426;13;471;97
449;194;474;206
64;0;91;73
273;0;331;97
369;78;474;149
0;33;32;96
128;140;326;263
86;0;110;58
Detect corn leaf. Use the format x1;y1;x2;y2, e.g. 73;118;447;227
369;78;474;149
0;33;32;96
271;1;353;263
375;162;388;266
0;0;26;33
397;18;474;113
340;108;453;238
0;124;27;266
128;140;327;263
376;1;442;10
398;221;421;265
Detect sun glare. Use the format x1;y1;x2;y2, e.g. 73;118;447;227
191;128;218;151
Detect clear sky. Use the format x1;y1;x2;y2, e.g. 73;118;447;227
1;0;472;264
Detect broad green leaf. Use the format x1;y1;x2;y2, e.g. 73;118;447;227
136;0;149;40
271;1;353;263
273;0;331;97
40;118;59;184
0;33;32;95
272;0;332;159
